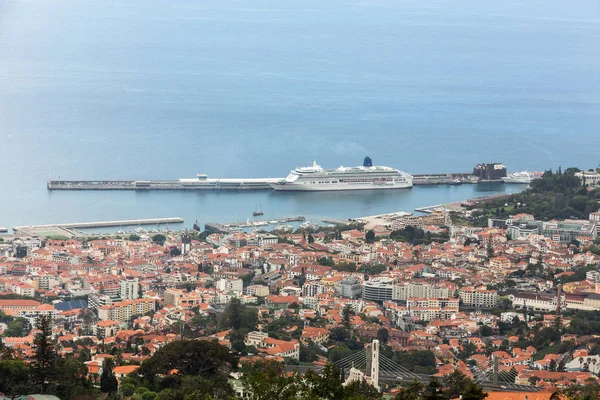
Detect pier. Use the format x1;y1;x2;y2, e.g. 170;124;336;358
47;178;279;191
47;174;482;190
47;163;513;192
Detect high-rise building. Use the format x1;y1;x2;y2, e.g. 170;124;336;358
362;277;394;302
119;277;139;300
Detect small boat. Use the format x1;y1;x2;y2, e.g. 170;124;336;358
0;227;8;233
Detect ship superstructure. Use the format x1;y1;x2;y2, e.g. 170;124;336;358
502;171;542;184
269;157;413;191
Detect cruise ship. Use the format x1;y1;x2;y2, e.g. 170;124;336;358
269;157;413;191
502;171;542;184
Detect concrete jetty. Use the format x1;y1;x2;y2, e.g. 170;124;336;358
13;217;184;230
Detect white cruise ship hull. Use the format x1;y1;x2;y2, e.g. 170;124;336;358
501;177;533;184
269;182;413;191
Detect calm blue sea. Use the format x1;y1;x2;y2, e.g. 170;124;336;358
0;0;599;230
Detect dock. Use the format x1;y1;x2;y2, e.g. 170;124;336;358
47;177;280;191
12;218;184;238
411;173;475;185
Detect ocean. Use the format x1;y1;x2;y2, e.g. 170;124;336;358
0;0;599;231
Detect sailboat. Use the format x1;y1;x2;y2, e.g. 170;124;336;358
252;204;264;217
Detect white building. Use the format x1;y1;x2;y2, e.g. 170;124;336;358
362;277;395;302
459;287;498;308
576;170;600;187
586;270;600;284
302;282;328;297
393;282;455;301
246;285;270;297
216;278;243;295
509;292;564;312
407;297;459;321
119;277;139;300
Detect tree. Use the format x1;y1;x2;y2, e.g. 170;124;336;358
377;328;389;344
152;234;167;246
461;381;488;400
100;357;118;394
31;315;57;393
342;305;355;328
365;230;376;243
222;298;257;331
479;325;493;337
0;359;30;399
549;359;557;372
442;370;471;400
307;233;315;244
423;378;445;400
4;317;29;337
242;362;301;400
136;340;237;387
54;356;98;400
318;257;335;267
343;378;381;399
303;363;346;399
394;380;424;400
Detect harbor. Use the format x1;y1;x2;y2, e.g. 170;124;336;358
46;162;535;192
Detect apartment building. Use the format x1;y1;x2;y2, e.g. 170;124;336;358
246;285;269;297
216;278;243;294
406;297;459;321
98;298;156;323
119;277;139;300
393;282;455;301
459;287;498;308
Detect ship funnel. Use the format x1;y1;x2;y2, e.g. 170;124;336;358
363;156;373;167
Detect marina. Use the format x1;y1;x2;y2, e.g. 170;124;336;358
205;216;306;233
12;218;184;238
